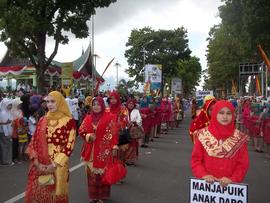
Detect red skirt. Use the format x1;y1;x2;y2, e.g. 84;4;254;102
87;167;111;201
25;165;68;203
263;118;270;144
248;116;261;137
125;139;139;164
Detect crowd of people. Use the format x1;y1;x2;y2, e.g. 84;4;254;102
1;86;268;202
0;88;185;203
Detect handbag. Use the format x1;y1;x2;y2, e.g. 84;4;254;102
102;159;127;185
129;125;144;139
118;127;131;145
38;174;55;186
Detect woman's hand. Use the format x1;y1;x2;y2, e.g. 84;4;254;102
86;133;96;142
219;177;232;187
112;148;118;157
202;175;216;184
34;161;47;172
44;163;57;174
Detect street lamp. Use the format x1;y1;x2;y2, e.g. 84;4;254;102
141;39;154;68
114;62;121;87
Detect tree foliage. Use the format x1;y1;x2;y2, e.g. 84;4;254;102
206;0;270;94
177;57;201;96
0;0;116;93
124;27;191;86
116;78;138;97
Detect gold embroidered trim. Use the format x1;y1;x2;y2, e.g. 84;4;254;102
198;128;248;158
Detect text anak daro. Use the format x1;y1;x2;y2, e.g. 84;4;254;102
192;181;245;203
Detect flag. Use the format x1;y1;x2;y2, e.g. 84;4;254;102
258;44;270;72
94;57;115;94
231;80;237;96
255;75;262;96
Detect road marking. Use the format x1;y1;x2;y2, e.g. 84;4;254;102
3;162;85;203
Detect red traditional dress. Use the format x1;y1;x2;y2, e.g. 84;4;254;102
154;100;162;137
25;91;76;203
191;101;249;183
79;97;118;201
242;100;251;129
140;107;152;146
109;91;129;160
160;98;170;133
261;106;270;145
189;98;216;143
125;99;142;165
262;117;270;144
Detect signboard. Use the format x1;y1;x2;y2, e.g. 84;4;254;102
144;64;162;90
61;62;73;86
171;77;182;96
190;178;248;203
195;90;213;100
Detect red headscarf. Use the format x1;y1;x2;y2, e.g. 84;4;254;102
109;90;121;114
126;98;136;112
189;98;216;142
208;100;235;140
91;96;105;124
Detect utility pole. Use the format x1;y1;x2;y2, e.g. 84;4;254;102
114;62;121;87
91;15;95;96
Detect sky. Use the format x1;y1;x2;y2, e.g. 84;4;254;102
0;0;222;90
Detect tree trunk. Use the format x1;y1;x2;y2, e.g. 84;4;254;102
36;33;47;94
35;64;46;94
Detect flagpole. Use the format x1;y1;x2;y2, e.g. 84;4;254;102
91;15;95;96
262;63;264;97
266;64;268;98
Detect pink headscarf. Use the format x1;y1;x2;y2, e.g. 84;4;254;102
109;90;121;114
91;97;105;124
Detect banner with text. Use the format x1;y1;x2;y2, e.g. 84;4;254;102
61;62;73;86
144;64;162;90
195;90;213;101
190;178;248;203
171;77;182;96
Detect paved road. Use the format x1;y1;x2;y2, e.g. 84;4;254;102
1;114;270;203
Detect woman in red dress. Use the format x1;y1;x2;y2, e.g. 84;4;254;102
125;98;143;165
25;91;77;203
108;91;129;162
79;97;118;203
261;105;270;159
189;98;216;143
191;100;249;187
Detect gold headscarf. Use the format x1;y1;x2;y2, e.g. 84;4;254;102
85;96;93;107
46;91;72;120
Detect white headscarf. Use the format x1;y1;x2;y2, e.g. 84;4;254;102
0;98;13;112
11;98;23;120
65;97;73;113
0;98;13;136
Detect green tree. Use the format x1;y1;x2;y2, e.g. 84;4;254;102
241;0;270;54
177;56;201;97
205;0;270;95
116;78;138;97
0;0;116;93
206;24;244;92
124;27;191;92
